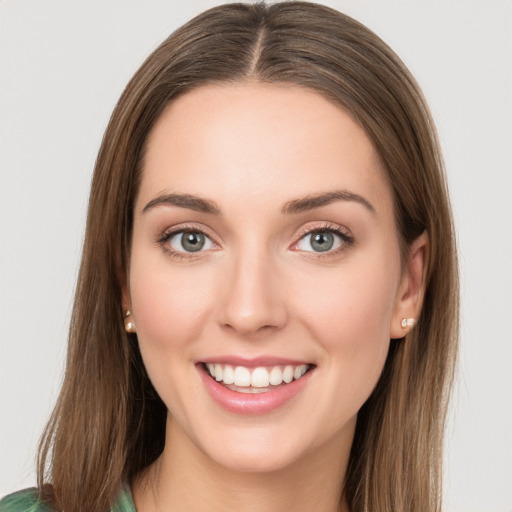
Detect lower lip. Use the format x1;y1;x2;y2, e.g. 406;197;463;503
198;365;313;415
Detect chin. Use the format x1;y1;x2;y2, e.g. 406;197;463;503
205;440;305;474
190;413;350;475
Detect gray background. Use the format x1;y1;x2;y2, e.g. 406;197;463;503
1;1;511;510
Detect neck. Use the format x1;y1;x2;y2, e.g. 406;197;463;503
132;416;353;512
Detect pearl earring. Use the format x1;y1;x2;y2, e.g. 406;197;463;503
401;317;414;329
124;310;136;333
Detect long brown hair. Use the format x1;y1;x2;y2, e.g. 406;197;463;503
37;3;458;511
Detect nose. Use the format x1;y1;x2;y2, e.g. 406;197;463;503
217;249;288;337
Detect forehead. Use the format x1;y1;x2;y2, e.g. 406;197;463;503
138;82;393;216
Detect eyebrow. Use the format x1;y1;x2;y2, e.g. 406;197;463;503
142;193;221;215
281;190;375;215
142;189;375;216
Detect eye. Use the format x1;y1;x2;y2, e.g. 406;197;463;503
295;229;348;253
168;230;214;253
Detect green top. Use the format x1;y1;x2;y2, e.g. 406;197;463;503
0;485;136;512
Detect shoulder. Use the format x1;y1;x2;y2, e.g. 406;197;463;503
0;485;136;512
0;489;51;512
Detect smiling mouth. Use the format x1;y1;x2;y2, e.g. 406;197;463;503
202;363;313;393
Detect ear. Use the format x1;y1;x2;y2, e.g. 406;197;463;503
390;232;429;339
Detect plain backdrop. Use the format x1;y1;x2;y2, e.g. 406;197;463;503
1;1;511;511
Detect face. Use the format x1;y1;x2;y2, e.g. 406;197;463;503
125;82;412;473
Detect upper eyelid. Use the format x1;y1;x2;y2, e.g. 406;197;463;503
293;222;352;240
158;226;219;257
157;221;352;247
160;223;218;241
290;222;354;254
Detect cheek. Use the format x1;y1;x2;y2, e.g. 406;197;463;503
127;254;219;416
293;253;400;390
298;261;397;339
128;253;215;356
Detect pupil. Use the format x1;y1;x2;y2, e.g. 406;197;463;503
182;232;205;252
311;231;334;252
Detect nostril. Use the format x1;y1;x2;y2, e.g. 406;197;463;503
221;321;281;338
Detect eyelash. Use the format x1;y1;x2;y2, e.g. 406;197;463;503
291;222;354;258
156;222;354;260
157;224;217;261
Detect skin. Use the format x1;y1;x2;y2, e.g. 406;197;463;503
124;82;427;512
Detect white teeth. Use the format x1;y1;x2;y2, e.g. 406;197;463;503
223;365;234;384
269;366;283;385
233;366;251;387
251;367;270;388
205;363;310;388
293;364;307;379
283;365;294;383
214;364;223;381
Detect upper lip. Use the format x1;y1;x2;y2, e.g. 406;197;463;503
199;355;313;367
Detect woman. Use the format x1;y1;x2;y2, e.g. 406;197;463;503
1;2;458;511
